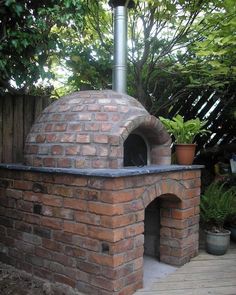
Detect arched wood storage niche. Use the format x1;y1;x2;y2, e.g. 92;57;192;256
0;165;201;295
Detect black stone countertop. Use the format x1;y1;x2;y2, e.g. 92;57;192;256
0;163;204;178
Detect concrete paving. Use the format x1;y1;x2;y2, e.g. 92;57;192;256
143;255;177;289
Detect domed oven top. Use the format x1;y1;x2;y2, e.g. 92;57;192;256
24;90;171;169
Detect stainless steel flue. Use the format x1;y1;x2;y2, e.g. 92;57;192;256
113;5;127;94
109;0;134;93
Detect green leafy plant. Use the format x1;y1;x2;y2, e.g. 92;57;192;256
200;182;236;232
159;114;210;144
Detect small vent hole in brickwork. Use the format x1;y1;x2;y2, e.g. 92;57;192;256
33;204;42;215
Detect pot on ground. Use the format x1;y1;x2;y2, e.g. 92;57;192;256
175;144;196;165
205;229;231;255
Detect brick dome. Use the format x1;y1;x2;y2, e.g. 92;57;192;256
24;90;171;168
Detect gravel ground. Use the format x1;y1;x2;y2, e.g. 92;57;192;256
0;262;84;295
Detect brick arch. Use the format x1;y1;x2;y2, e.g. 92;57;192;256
120;115;172;166
142;179;184;209
120;114;171;145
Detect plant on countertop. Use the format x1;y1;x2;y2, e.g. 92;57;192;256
200;182;236;232
159;114;210;144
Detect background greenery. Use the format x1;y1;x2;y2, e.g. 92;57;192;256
0;0;235;117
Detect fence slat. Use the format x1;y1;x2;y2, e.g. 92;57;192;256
3;95;13;163
23;95;35;144
0;98;3;162
13;96;24;162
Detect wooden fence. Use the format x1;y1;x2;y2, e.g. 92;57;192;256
156;89;236;152
0;95;51;163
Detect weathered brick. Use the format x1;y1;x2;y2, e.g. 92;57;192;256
88;202;124;216
51;145;63;155
74;211;100;225
41;217;62;229
33;226;51;239
64;198;87;211
171;208;195;219
64;222;87;236
88;252;125;267
88;226;124;242
54;274;76;288
100;214;135;228
42;238;63;252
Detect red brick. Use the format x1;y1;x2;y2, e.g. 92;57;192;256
43;157;56;167
161;217;188;229
65;146;79;155
125;223;144;238
53;123;67;131
171;208;195;219
40;195;63;207
184;187;201;198
64;245;87;259
68;123;82;132
79;113;92;120
88;225;124;242
88;202;124;216
14;180;32;190
74;211;100;225
54;274;76;288
51;145;63;155
57;158;72;168
46;134;58;142
182;170;201;179
42;238;63;252
53;231;73;244
100;190;134;203
100;214;135;228
92;159;108;168
59;133;75;143
103;178;126;190
93;134;109;143
91;276;114;291
17;200;32;212
109;238;134;254
36;134;46;143
95;113;109;121
41;217;62;229
76;134;90;143
64;222;87;235
82;145;96;156
84;123;100;131
23;213;40;225
35;247;52;259
77;261;101;274
101;123;112;132
52;185;73;197
64;198;87;211
88;252;125;267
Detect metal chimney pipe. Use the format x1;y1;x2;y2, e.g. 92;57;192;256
113;5;127;94
109;0;134;94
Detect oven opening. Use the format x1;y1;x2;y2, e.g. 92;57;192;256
124;133;148;167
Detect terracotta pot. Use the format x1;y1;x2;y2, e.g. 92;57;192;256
175;144;196;165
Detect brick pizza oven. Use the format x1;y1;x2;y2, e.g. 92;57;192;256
0;90;202;295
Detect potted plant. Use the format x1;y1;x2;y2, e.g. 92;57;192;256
200;182;236;255
159;114;210;165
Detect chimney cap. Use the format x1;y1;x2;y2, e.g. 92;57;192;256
108;0;135;9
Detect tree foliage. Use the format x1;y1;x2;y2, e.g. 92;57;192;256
0;0;87;94
1;0;235;117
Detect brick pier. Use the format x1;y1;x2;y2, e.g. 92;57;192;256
0;165;201;295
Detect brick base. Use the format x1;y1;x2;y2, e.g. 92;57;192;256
0;168;201;294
